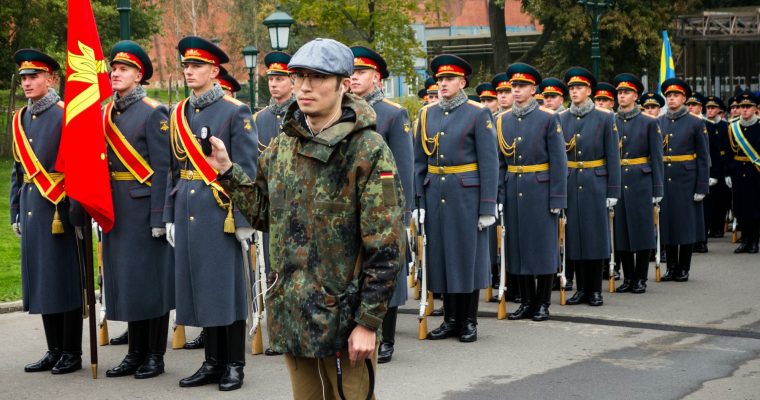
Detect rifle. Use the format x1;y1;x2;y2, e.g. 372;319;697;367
407;222;416;289
558;211;567;305
171;312;186;349
74;217;98;378
240;239;259;355
608;207;615;293
654;205;661;282
95;223;108;346
496;205;507;319
417;223;430;339
251;231;267;355
730;210;739;243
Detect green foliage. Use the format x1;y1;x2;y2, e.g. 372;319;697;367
399;95;424;120
0;0;162;89
0;158;21;301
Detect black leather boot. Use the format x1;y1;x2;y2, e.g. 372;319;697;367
51;352;82;374
108;319;147;377
219;321;246;391
52;308;82;374
110;330;129;345
106;352;145;377
135;354;164;379
459;319;477;342
428;295;459;340
25;351;62;372
616;280;632;293
378;307;397;364
532;275;552;321
532;304;550;321
674;270;689;282
458;291;479;342
264;348;282;356
508;276;534;319
26;313;63;372
180;327;223;387
631;279;647;294
694;241;708;253
588;292;604;306
219;362;244;391
662;245;678;281
184;331;205;349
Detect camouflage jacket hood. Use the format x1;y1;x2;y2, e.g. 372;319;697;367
219;92;404;358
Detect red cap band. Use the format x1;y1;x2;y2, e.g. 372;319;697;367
594;90;614;100
568;76;592;86
435;64;465;77
354;57;379;71
18;60;52;73
616;81;638;93
183;48;220;66
112;52;144;73
664;84;686;96
509;73;537;85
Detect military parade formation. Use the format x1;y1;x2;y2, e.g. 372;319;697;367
9;29;760;398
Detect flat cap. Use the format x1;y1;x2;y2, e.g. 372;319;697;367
289;38;354;76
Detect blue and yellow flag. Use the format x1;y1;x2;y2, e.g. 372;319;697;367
658;31;676;95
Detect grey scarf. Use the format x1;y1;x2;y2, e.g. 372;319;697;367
569;98;595;117
706;116;721;124
29;89;60;116
269;94;296;116
438;90;468;112
616;106;641;121
511;99;538;119
189;83;225;109
363;87;385;107
114;85;146;111
740;114;758;127
665;106;689;120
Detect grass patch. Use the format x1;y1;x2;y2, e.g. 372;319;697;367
0;158;21;301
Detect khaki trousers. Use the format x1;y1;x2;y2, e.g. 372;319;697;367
284;347;378;400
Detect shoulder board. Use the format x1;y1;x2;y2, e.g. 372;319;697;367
381;98;402;109
420;103;436;111
222;95;244;106
641;112;656;119
595;106;612;114
56;101;64;109
142;97;160;109
538;106;555;115
467;100;486;108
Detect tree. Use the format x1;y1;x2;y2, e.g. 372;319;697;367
0;0;162;89
488;0;510;72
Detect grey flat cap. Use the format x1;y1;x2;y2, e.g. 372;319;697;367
288;38;354;76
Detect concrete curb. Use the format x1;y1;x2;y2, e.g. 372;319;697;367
0;300;23;314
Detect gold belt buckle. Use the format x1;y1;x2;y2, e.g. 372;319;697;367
578;161;584;168
438;166;444;174
664;156;671;162
621;159;629;166
516;165;524;173
188;170;194;179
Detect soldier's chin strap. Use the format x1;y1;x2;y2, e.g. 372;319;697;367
335;352;375;400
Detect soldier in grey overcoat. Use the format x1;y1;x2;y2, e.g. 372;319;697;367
414;55;499;343
559;67;621;307
657;78;709;283
165;37;258;391
10;49;83;374
496;63;567;322
101;41;174;379
611;74;663;294
350;46;413;362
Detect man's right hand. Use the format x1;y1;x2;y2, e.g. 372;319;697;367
166;223;175;247
206;136;233;175
11;223;21;238
412;209;425;225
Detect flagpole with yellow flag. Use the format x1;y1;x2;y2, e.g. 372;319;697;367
55;0;115;379
658;31;676;96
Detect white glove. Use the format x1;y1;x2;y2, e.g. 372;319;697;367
166;223;175;247
412;209;426;225
11;223;21;238
75;226;84;240
725;176;733;188
477;215;496;231
152;227;166;237
550;208;560;214
235;227;255;243
498;203;503;213
693;193;706;202
709;178;718;186
606;198;618;208
653;197;662;204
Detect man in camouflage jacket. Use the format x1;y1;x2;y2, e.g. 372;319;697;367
208;38;403;399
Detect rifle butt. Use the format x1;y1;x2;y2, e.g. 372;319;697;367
413;282;421;300
98;320;109;346
425;292;434;316
408;268;415;288
496;297;507;320
560;287;566;305
732;231;738;244
485;287;493;303
608;276;615;293
418;317;428;340
252;326;263;355
655;265;661;282
171;325;186;349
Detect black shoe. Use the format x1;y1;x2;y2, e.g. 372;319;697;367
430;307;444;317
24;351;61;372
565;290;588;305
459;320;477;343
661;269;676;281
631;280;647;294
674;270;689;282
218;363;244;391
694;242;708;253
749;243;759;254
106;352;144;377
134;354;164;379
51;353;82;374
616;280;632;293
588;292;604;306
264;348;281;356
377;342;394;364
613;269;621;281
507;304;534;320
110;330;129;345
184;332;205;350
734;243;750;254
564;280;573;291
427;320;459;340
179;362;224;387
532;304;550;321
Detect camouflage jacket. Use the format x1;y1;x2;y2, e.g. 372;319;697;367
219;93;404;358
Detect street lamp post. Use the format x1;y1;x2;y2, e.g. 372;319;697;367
242;45;260;109
263;9;295;51
578;0;614;79
117;0;131;40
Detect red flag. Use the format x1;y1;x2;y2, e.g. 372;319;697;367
56;0;114;232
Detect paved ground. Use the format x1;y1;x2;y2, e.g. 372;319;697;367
0;236;758;399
